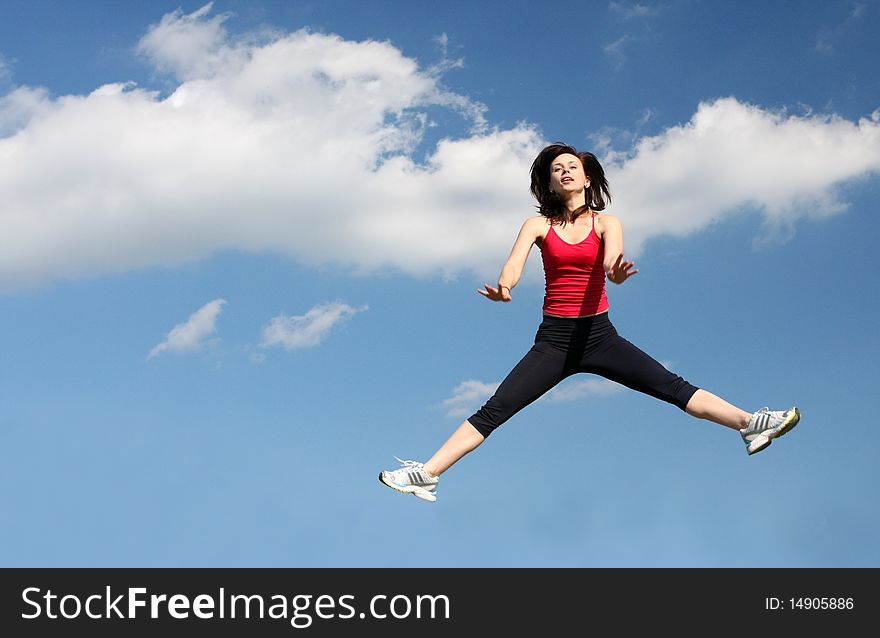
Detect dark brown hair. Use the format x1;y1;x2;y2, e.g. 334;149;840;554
529;143;611;224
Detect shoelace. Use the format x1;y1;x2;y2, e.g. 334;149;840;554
394;456;425;471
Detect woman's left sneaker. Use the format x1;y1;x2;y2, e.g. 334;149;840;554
379;457;439;502
740;407;801;455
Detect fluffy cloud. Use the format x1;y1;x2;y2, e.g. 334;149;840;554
441;380;501;418
0;4;878;291
545;378;623;402
606;99;880;252
440;375;624;418
136;3;245;80
260;301;366;351
149;298;226;359
0;4;534;290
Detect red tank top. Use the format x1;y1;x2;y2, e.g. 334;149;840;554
540;214;609;317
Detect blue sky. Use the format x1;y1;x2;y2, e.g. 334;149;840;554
1;0;878;567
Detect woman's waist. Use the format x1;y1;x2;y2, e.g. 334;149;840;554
543;279;607;301
535;310;616;346
542;309;610;320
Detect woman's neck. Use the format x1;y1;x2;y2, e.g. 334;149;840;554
562;190;587;213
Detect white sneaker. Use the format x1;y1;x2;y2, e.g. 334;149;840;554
740;407;801;455
379;457;439;502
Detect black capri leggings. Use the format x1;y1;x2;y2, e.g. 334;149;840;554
468;312;699;438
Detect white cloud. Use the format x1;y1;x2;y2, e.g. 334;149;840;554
604;98;880;253
434;32;450;53
605;2;661;69
545;378;624;402
609;2;660;19
260;301;367;351
439;374;624;418
441;379;500;418
0;86;51;136
0;5;878;291
0;4;522;290
149;298;226;359
603;35;631;70
137;3;241;80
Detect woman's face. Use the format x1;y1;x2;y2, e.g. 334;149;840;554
549;153;589;196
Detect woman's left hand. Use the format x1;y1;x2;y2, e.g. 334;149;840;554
607;253;639;285
477;283;512;302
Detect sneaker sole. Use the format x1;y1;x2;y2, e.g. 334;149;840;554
378;473;437;502
747;407;801;455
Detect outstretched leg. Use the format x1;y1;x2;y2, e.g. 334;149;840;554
423;420;485;477
427;343;569;476
380;343;569;500
584;332;749;430
684;389;751;431
586;332;800;454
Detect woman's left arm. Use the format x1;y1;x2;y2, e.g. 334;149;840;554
599;215;639;285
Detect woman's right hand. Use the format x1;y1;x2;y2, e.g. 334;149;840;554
477;283;512;302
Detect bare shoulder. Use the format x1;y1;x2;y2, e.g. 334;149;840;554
594;213;621;236
594;212;620;225
521;215;547;238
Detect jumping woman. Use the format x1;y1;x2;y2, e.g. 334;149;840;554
380;143;801;502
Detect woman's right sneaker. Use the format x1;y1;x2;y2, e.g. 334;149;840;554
379;457;439;502
740;406;801;455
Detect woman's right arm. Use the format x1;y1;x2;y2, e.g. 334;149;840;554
478;217;544;302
